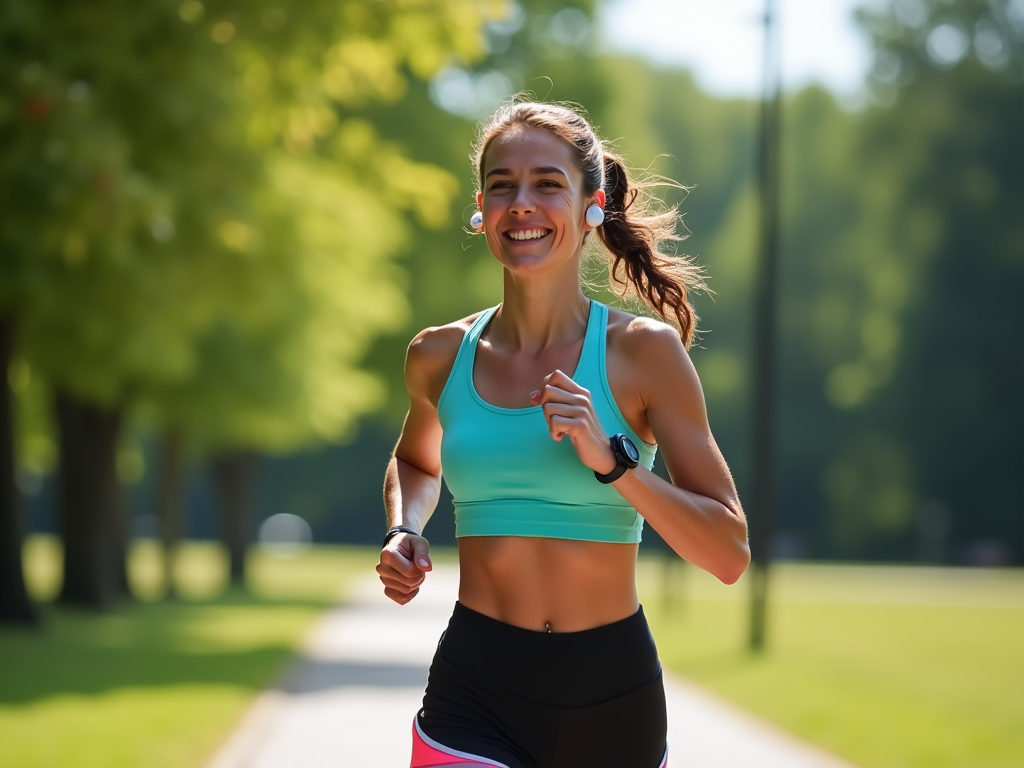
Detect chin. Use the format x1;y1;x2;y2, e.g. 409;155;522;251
496;250;556;273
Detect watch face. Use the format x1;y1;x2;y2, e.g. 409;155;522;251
620;436;640;463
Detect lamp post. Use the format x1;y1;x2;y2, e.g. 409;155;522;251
749;0;782;653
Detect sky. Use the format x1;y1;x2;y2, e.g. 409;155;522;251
597;0;881;100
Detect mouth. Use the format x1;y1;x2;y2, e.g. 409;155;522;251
502;227;552;243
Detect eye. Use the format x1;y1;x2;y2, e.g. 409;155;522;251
538;180;561;187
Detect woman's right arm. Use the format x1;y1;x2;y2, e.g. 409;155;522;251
376;324;463;605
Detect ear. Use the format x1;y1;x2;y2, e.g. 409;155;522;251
583;189;607;231
476;190;483;210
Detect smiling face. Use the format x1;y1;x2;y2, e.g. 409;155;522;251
476;126;604;276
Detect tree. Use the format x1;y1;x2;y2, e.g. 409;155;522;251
0;319;36;623
2;1;261;608
852;0;1024;563
1;0;502;606
138;0;494;585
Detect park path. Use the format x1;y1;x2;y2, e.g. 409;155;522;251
204;566;860;768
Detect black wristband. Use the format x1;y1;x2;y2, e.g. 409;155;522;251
594;462;629;484
382;525;419;549
594;433;640;484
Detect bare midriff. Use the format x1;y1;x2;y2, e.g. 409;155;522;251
457;536;640;633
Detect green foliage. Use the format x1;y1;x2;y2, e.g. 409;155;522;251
7;358;54;476
1;0;505;458
3;1;252;404
846;0;1024;560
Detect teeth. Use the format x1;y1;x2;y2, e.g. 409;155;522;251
507;228;548;241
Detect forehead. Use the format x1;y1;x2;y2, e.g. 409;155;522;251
482;126;579;177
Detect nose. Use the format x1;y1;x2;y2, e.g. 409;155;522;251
508;185;535;216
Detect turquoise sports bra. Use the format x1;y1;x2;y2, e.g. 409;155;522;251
437;300;657;544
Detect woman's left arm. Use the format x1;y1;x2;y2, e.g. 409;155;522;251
615;322;750;584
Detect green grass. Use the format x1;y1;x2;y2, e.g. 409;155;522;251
636;558;1024;768
0;537;379;768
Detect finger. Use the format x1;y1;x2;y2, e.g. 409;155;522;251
395;533;433;572
384;585;420;604
531;384;591;406
531;370;571;401
542;402;588;419
548;413;579;441
542;369;588;394
380;544;419;577
541;403;588;435
376;560;425;586
380;572;425;592
377;562;426;585
377;566;425;589
409;537;432;571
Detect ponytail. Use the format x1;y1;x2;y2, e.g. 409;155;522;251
598;153;706;349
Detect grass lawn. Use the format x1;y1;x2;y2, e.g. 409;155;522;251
637;557;1024;768
0;536;379;768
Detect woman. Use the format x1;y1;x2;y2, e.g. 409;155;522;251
377;101;749;768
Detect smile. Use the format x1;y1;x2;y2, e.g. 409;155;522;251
503;228;551;242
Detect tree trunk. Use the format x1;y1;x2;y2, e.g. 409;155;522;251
55;391;124;609
0;314;37;625
211;451;254;588
157;430;183;597
112;480;132;600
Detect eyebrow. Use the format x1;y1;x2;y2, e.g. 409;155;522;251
485;166;568;179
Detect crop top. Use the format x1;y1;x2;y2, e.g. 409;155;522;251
437;299;657;543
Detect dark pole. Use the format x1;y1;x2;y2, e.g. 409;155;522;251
749;0;782;653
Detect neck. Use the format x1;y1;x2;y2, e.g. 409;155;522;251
493;266;590;353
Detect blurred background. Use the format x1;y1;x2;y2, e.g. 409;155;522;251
1;1;1022;767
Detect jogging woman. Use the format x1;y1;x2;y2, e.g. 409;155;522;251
377;100;750;768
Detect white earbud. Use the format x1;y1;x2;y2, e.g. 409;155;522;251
469;210;484;231
585;204;605;228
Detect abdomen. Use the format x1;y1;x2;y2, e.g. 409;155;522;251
456;536;640;632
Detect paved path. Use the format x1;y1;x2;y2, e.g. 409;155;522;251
205;567;860;768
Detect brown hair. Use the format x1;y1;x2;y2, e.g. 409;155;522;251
472;100;706;348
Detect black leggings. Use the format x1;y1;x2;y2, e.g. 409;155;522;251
417;602;668;768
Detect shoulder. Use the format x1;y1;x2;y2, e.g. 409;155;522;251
605;305;703;407
405;311;487;406
606;306;691;367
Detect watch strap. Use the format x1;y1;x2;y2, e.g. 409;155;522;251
382;525;419;549
594;435;628;484
594;460;629;484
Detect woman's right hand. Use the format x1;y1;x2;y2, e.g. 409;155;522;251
377;532;433;605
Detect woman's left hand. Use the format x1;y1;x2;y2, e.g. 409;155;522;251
530;369;617;475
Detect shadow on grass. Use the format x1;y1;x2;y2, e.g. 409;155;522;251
0;594;336;705
166;590;339;611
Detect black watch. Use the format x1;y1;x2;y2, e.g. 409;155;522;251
594;433;640;484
